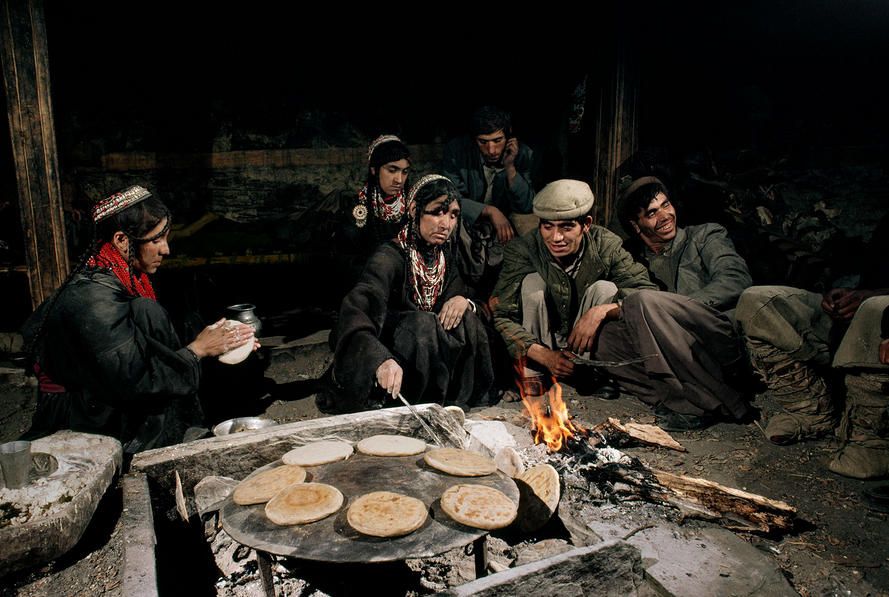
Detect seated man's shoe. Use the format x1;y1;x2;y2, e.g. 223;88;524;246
654;405;717;431
570;371;620;399
862;484;889;513
764;411;836;446
828;444;889;480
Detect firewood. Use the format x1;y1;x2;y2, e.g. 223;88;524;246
651;470;796;534
591;418;686;452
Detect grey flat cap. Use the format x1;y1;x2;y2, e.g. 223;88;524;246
533;179;595;220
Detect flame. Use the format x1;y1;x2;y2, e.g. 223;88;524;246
516;362;586;451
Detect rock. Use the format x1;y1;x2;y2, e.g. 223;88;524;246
444;405;466;428
465;420;520;458
584;519;797;596
513;538;573;566
444;540;644;596
0;431;122;577
494;447;525;478
121;473;157;596
194;475;238;518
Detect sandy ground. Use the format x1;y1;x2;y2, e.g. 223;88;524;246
1;338;888;596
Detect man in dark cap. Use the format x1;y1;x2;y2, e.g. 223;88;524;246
617;176;752;315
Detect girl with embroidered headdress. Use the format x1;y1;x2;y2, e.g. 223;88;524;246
324;174;495;413
21;185;257;453
341;134;411;258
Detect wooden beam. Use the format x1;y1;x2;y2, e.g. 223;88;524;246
100;144;445;172
592;44;638;227
1;0;68;307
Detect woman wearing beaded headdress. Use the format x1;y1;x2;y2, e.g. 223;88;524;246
341;134;411;256
21;185;257;453
322;174;495;413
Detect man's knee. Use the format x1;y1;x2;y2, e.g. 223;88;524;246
854;295;889;324
582;280;619;306
521;273;547;309
736;286;808;330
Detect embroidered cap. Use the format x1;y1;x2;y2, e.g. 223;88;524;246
533;179;594;220
92;185;152;223
367;134;403;164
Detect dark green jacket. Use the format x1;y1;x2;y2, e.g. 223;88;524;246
491;226;657;359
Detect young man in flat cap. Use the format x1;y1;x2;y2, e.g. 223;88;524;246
491;179;751;430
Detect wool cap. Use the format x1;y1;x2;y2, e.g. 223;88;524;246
533;179;594;221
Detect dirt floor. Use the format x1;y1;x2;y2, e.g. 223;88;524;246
2;338;888;596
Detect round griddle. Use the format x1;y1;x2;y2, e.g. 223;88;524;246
220;451;519;563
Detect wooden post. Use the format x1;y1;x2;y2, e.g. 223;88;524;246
593;44;639;228
1;0;68;308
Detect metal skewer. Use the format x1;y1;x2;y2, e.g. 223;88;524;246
395;392;446;447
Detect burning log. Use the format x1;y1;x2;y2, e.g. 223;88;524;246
514;378;796;535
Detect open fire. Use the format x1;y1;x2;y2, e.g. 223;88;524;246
517;377;588;452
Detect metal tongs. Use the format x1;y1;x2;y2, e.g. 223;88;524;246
396;392;446;447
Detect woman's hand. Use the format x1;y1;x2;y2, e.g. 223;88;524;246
439;296;470;330
376;358;403;398
188;318;255;358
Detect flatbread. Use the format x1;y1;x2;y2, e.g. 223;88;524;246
440;484;518;530
346;491;428;537
282;440;354;466
356;435;427;457
264;483;344;525
516;464;561;532
232;465;307;505
424;448;497;477
517;464;560;513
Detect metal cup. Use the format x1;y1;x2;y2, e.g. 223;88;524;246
0;440;32;489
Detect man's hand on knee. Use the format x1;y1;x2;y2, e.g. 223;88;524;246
568;303;618;353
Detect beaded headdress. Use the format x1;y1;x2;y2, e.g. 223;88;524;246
407;174;451;205
92;185;153;223
367;134;403;164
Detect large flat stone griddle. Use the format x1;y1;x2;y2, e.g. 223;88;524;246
220;452;519;563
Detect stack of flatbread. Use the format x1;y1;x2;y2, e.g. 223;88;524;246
232;465;307;505
440;484;518;530
424;448;497;477
356;434;427;456
347;491;428;537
